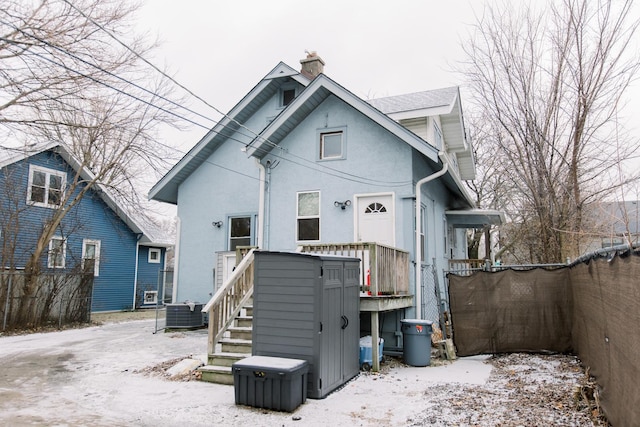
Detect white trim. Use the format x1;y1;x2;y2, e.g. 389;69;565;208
143;290;158;305
47;236;66;269
27;164;66;208
316;126;347;161
82;239;101;277
296;190;321;242
148;248;161;263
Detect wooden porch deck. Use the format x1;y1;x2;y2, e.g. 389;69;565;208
202;243;413;374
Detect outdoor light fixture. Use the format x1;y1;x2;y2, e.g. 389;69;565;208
334;200;351;210
212;221;223;228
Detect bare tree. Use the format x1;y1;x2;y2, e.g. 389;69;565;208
0;0;182;325
462;0;640;263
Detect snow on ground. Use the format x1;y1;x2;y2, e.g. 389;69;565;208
0;317;601;426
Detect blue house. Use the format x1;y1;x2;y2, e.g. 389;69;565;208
150;54;502;370
0;143;172;312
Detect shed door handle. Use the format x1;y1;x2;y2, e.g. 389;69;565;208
341;315;349;329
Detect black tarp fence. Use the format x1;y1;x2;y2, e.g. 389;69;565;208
448;250;640;427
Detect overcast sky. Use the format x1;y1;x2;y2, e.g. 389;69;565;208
136;0;493;149
136;0;640;199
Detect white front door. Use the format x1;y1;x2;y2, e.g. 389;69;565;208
355;193;395;246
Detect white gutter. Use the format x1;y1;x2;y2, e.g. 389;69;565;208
255;159;266;248
415;152;448;319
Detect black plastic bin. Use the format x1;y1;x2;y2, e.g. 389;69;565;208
400;319;433;366
233;356;308;412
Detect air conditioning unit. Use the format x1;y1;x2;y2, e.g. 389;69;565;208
165;302;204;328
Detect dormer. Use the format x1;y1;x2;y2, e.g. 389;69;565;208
368;87;475;180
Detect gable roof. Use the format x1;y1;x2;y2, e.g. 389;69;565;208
245;73;441;163
149;62;311;204
0;142;167;246
367;87;459;115
150;61;474;207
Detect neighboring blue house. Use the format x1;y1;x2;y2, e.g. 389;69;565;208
150;54;502;341
0;143;171;312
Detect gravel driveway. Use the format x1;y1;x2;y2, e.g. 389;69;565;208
0;314;605;426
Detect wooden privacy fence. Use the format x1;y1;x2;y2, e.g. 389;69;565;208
1;270;93;331
448;250;640;427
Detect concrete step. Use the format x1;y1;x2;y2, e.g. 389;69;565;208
235;316;253;328
198;365;234;385
229;326;252;340
207;352;249;367
220;338;252;354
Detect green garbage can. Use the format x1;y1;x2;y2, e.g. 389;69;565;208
400;319;433;366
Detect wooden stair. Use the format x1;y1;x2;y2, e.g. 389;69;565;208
198;304;253;385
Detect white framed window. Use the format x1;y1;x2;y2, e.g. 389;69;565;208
48;236;66;269
148;248;161;264
144;290;158;304
27;165;66;208
297;191;320;241
229;216;253;251
319;132;344;160
82;239;101;276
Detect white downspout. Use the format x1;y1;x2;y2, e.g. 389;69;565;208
415;152;448;319
255;159;266;249
172;218;181;303
133;241;140;311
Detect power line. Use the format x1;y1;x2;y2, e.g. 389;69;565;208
58;0;414;187
2;11;414;188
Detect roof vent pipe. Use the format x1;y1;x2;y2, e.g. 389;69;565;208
300;51;325;78
415;152;448;320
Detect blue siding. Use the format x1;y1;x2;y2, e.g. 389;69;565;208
0;150;141;312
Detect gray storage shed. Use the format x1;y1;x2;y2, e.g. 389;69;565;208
252;251;361;399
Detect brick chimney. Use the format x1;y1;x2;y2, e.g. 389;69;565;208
300;51;325;78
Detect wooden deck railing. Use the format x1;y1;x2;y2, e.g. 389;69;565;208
298;242;410;296
202;248;255;355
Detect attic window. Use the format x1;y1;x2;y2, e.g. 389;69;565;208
27;165;65;208
320;132;343;160
282;89;296;106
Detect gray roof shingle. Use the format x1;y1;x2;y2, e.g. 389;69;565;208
367;86;458;114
